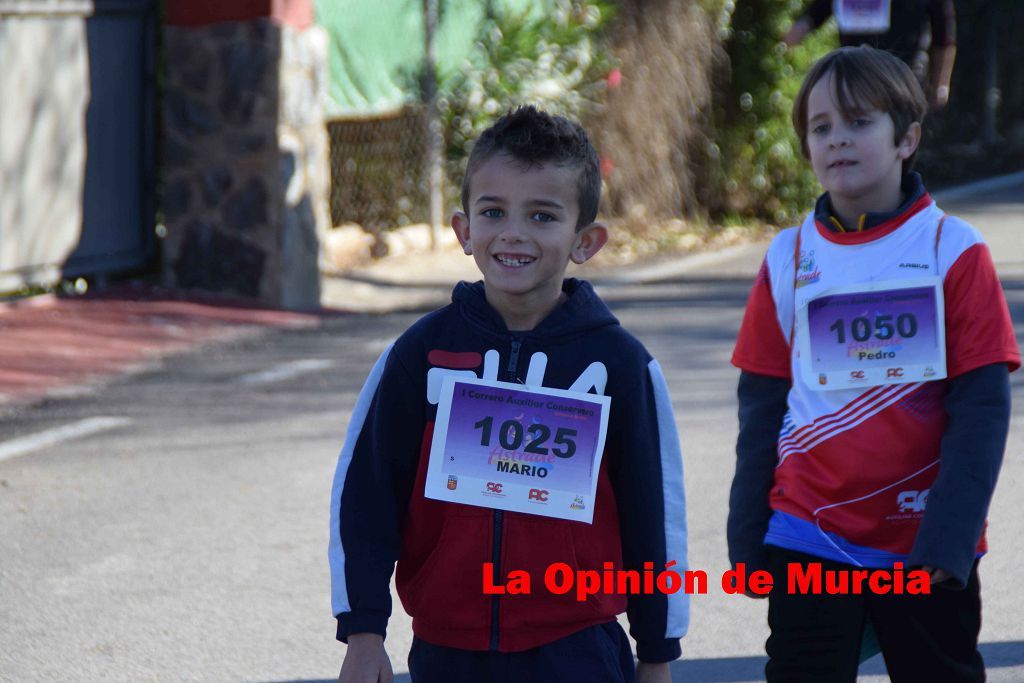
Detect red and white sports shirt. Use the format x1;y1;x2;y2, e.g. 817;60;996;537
732;197;1020;566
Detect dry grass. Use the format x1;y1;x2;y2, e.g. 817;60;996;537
591;0;721;235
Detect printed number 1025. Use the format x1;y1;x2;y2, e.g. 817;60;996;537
473;416;577;459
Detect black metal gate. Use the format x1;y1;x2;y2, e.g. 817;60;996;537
64;0;157;282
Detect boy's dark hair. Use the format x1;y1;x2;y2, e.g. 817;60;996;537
460;105;602;230
792;46;928;170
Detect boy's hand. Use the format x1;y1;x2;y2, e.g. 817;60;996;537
338;633;393;683
922;565;953;587
928;85;950;111
636;661;672;683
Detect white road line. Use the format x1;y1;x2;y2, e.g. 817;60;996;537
363;338;394;353
237;359;334;385
0;417;133;463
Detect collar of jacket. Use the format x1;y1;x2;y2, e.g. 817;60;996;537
451;278;619;340
813;172;931;244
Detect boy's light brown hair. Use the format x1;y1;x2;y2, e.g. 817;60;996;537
792;46;928;170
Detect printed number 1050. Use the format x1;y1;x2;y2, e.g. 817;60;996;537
829;313;918;343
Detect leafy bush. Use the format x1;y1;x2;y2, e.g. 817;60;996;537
704;0;835;224
437;1;617;203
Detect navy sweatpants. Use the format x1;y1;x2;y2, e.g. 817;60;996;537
407;621;636;683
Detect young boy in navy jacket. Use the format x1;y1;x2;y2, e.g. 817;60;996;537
330;106;688;683
729;46;1019;682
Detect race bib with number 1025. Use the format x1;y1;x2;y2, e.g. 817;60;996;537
424;376;610;524
797;278;947;391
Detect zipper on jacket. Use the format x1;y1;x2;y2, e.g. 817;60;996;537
489;509;504;650
490;337;522;651
506;338;522;381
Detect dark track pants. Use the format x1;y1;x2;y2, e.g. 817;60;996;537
765;547;985;683
407;621;636;683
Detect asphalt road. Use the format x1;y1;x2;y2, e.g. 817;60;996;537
1;176;1022;682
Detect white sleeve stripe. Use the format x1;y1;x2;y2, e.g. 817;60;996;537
765;225;801;346
648;359;690;638
329;344;394;616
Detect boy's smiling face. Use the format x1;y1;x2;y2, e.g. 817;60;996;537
452;154;606;330
806;71;920;224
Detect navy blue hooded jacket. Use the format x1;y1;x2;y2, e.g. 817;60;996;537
329;279;689;662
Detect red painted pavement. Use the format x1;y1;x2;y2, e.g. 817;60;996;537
0;286;331;408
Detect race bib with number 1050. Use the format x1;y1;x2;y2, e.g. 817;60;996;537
797;278;947;390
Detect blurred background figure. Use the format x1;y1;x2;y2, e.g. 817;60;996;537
784;0;956;110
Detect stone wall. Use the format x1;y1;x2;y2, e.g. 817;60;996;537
162;18;329;309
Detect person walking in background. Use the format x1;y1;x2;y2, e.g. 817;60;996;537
785;0;957;110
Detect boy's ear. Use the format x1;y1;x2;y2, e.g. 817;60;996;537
570;222;608;265
897;121;922;160
451;211;472;255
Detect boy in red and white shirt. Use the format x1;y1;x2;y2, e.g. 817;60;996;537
729;46;1019;682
